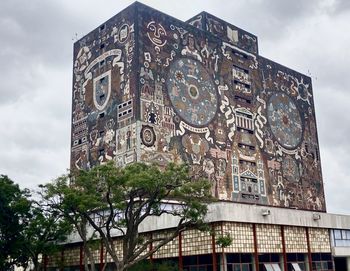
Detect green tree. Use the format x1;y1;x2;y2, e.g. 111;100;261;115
0;175;31;270
44;162;211;271
0;175;72;271
42;176;100;271
21;201;72;271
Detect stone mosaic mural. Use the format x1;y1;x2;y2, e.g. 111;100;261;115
71;6;137;170
71;3;325;211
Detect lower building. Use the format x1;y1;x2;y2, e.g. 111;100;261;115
46;202;350;271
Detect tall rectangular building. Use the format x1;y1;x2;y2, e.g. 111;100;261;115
71;2;325;212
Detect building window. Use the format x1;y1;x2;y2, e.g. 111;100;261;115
227;253;253;271
311;253;333;271
286;253;306;271
183;254;216;271
259;253;281;271
333;229;350;247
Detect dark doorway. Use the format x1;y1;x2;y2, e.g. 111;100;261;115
334;257;347;271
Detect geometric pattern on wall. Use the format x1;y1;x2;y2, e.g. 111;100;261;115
182;229;212;256
309;228;331;253
284;226;308;253
153;230;179;259
220;222;255;253
256;224;283;253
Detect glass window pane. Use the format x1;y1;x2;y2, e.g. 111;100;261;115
241;253;252;263
198;254;212;265
321;253;331;261
312;253;321;261
291;263;302;271
271;263;281;271
184;256;197;265
271;254;280;262
321;261;328;270
334;230;342;239
259;254;270;262
264;263;274;271
287;253;297;261
297;253;305;261
315;262;322;270
328;261;333;269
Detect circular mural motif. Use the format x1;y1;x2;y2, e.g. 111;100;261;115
282;156;300;183
166;58;218;127
267;93;303;149
140;125;156;147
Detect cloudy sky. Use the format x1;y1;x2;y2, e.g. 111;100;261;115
1;0;349;214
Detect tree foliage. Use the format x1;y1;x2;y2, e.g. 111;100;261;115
0;175;31;270
0;175;71;271
22;202;72;271
43;162;211;271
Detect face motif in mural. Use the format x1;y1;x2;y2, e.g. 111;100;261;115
166;58;218;127
146;21;167;47
267;93;303;149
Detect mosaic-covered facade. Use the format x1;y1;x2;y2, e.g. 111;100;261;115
71;2;325;211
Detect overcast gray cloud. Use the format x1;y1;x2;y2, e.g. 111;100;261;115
0;0;349;215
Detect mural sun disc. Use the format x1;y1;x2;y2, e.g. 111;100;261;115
267;92;303;149
166;58;218;127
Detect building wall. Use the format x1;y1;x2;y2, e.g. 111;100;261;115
71;2;325;211
284;226;308;253
135;3;325;211
51;221;332;269
221;222;255;253
71;4;138;171
187;12;259;55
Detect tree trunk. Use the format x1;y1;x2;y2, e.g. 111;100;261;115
32;255;40;271
83;242;95;271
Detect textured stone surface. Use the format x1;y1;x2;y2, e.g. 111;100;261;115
70;2;325;211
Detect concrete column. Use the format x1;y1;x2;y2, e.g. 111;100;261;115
346;256;350;271
281;225;287;271
279;254;285;271
252;224;259;271
304;253;310;271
